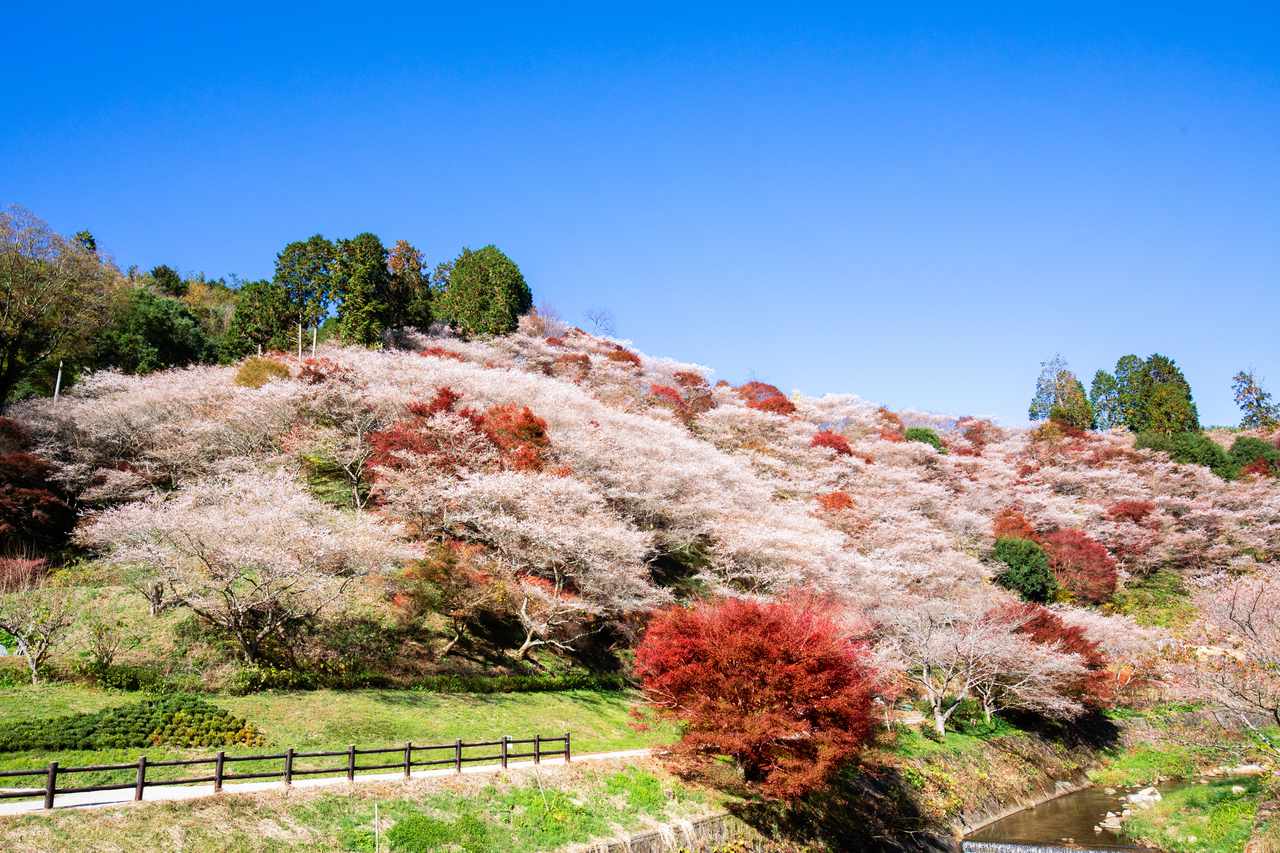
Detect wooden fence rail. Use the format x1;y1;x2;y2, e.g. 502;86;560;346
0;732;570;809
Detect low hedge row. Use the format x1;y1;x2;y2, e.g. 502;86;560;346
0;695;265;753
412;672;630;694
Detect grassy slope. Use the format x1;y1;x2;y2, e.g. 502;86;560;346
0;758;722;853
0;685;677;794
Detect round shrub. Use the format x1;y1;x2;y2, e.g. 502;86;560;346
233;356;291;389
903;427;946;453
992;537;1057;603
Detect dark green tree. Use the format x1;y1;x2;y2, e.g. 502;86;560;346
1089;370;1122;430
332;232;391;346
385;239;433;330
273;235;335;356
74;230;97;254
437;245;531;337
1232;370;1279;430
223;280;293;359
1;207;115;406
89;288;211;374
992;538;1057;603
1113;354;1146;431
1138;354;1198;434
150;264;187;297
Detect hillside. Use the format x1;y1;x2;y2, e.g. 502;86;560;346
11;318;1278;661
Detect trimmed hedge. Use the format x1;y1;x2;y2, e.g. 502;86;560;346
0;695;264;753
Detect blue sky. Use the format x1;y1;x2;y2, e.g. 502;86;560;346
3;3;1276;425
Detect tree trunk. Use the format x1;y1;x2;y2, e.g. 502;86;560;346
933;709;947;738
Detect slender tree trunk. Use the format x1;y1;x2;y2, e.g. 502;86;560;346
297;322;303;359
311;325;317;357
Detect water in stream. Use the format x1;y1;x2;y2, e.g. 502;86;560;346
963;784;1160;852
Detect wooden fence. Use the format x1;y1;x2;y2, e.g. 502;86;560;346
0;732;570;809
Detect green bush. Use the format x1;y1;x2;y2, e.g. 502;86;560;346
992;537;1058;603
436;245;532;337
1229;436;1280;475
233;356;291;389
79;662;166;692
1136;431;1237;480
904;427;946;453
412;671;629;694
0;695;264;753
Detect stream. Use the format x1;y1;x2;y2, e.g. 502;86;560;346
962;784;1169;852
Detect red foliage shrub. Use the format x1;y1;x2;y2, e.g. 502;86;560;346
407;386;464;420
554;352;591;378
0;452;75;553
674;370;707;388
1106;500;1156;524
481;404;551;471
877;407;905;439
750;395;796;415
419;346;465;361
816;491;855;512
544;336;565;347
992;602;1114;708
635;596;880;797
810;430;853;456
737;383;796;415
1041;529;1118;604
606;346;642;367
992;507;1036;541
954;418;1000;457
649;384;685;407
297;357;349;385
0;556;48;593
1242;458;1276;478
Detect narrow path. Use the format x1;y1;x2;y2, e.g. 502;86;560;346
0;748;652;816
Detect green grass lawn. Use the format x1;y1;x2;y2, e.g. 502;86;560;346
0;684;677;799
1122;776;1262;853
0;758;723;852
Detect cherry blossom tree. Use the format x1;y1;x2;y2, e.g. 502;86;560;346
79;470;416;663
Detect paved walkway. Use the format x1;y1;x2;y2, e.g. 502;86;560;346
0;748;652;816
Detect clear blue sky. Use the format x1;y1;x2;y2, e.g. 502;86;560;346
3;3;1277;425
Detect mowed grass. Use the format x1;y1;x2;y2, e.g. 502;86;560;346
0;685;677;798
0;758;720;853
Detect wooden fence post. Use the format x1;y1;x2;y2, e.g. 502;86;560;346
214;751;225;792
347;745;356;782
403;742;412;778
500;736;509;769
534;734;541;765
134;755;147;801
455;738;462;774
564;732;571;763
284;747;295;786
43;761;57;810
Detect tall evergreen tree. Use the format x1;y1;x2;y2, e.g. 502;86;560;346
437;245;531;337
1089;370;1122;430
1113;354;1146;431
386;239;433;330
224;279;293;358
273;235;335;356
333;233;391;346
150;264;186;297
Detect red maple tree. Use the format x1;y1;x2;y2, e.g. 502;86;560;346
810;430;853;456
635;596;880;797
1041;528;1118;604
991;602;1114;708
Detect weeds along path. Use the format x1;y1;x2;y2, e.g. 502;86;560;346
0;748;651;816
